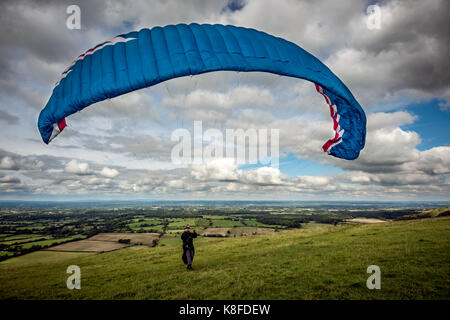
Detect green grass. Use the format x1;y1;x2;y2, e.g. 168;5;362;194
301;222;330;229
2;251;96;267
158;235;181;246
0;217;449;299
159;233;219;246
228;227;274;236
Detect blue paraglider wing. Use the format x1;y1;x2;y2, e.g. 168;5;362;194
38;23;366;160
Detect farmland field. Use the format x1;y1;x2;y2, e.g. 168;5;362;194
229;227;275;236
1;234;52;245
127;221;164;232
45;233;161;252
45;240;129;252
158;234;181;246
8;235;85;250
89;233;160;246
1;234;48;241
201;227;231;237
243;219;277;227
165;229;185;234
0;216;448;299
211;219;245;228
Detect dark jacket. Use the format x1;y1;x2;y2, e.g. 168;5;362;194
181;231;197;264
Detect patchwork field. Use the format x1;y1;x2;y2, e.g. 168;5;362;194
45;240;128;252
0;234;86;254
45;233;161;252
89;233;160;246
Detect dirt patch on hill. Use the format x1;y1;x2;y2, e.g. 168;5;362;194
346;218;387;224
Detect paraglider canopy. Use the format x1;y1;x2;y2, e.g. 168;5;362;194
38;23;366;160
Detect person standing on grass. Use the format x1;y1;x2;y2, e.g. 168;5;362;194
181;225;197;270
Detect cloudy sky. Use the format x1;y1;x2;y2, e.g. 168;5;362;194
0;0;449;201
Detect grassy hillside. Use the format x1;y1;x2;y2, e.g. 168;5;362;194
397;206;450;220
0;217;449;299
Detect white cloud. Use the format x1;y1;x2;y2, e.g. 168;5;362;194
242;166;285;186
367;111;417;131
0;156;15;170
0;155;44;171
100;167;119;178
163;86;275;110
191;158;286;186
414;147;450;175
191;158;240;181
64;160;91;175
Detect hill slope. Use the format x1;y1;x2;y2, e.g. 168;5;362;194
396;206;450;220
1;217;449;299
